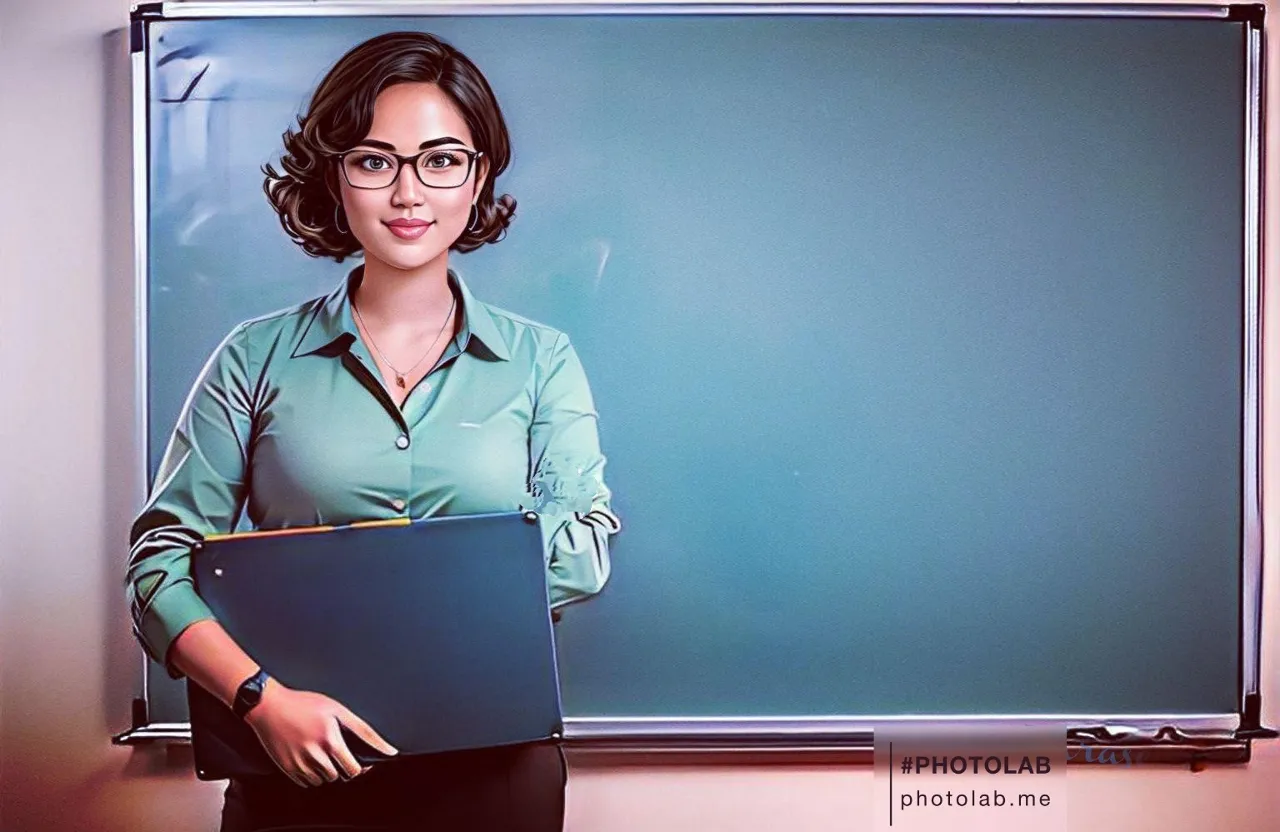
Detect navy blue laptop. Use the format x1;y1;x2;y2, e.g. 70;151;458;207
187;510;563;780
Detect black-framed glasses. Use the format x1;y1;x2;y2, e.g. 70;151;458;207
336;147;484;190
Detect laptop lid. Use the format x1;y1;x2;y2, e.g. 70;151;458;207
187;510;562;780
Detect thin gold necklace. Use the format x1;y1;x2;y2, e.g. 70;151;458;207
352;293;456;389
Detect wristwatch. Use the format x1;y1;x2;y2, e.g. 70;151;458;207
232;668;271;719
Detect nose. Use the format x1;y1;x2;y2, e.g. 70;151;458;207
391;161;425;207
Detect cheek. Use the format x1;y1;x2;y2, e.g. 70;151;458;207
431;190;475;224
343;191;385;231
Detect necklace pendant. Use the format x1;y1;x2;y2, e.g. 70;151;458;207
395;375;406;389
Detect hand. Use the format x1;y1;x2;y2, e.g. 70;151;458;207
243;679;399;788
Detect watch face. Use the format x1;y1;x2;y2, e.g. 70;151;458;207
244;676;266;704
236;671;268;715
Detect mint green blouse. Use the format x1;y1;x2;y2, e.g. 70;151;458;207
127;266;620;678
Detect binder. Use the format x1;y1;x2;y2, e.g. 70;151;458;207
186;510;563;780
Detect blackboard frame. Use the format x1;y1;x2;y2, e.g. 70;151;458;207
111;0;1271;762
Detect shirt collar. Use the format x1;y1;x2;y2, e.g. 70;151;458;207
292;264;511;362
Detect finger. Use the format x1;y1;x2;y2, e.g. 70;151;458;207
278;763;309;789
289;756;323;788
303;748;341;784
264;749;302;787
325;718;363;781
334;706;399;756
266;749;313;789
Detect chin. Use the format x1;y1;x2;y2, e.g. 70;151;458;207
368;245;448;273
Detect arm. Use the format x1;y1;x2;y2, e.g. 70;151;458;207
529;333;622;611
126;324;393;785
127;322;256;687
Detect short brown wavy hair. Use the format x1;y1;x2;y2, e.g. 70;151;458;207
263;31;515;261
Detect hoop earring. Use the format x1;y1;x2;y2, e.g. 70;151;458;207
467;204;481;234
334;204;350;235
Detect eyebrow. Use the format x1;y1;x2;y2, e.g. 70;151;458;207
356;136;468;152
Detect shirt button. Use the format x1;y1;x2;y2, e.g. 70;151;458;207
391;498;406;512
395;435;410;450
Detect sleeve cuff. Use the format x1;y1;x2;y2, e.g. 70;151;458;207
137;583;215;680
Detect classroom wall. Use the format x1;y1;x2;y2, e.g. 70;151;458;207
1;1;1277;830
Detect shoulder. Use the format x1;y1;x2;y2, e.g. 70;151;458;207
474;300;575;360
200;293;330;375
210;294;329;354
234;295;327;341
480;301;565;342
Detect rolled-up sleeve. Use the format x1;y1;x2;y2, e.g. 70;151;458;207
126;323;255;678
529;333;621;610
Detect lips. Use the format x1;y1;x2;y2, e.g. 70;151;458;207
384;219;433;241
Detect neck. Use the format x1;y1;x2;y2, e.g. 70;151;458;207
352;252;455;326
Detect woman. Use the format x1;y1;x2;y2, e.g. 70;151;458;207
126;31;620;832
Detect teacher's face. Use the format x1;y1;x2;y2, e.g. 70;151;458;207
337;82;489;272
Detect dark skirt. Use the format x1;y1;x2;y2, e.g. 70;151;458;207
218;739;566;832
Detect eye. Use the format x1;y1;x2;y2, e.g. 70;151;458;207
420;150;467;170
353;153;393;172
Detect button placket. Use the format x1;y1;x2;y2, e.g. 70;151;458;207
388;427;412;516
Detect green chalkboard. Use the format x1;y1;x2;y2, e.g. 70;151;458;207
137;8;1248;729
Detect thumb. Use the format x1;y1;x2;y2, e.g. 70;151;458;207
334;705;399;756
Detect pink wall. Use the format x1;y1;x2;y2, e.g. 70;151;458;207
1;1;1277;829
